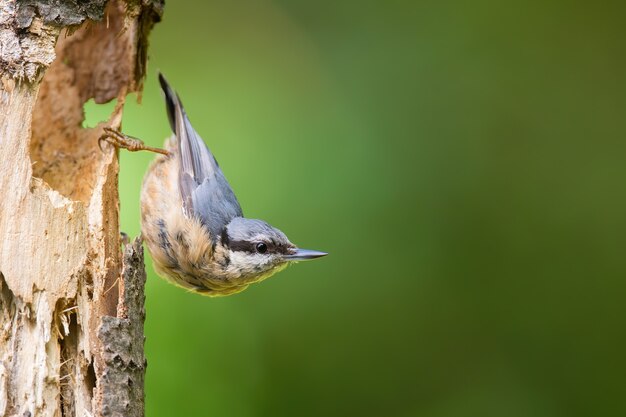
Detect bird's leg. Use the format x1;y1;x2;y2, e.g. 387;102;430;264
99;127;170;156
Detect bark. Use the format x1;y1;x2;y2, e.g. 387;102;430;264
0;0;162;416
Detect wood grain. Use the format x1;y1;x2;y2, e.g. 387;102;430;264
0;1;161;415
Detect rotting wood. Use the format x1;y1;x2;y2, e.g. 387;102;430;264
0;0;162;416
99;238;146;417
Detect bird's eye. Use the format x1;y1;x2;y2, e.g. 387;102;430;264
256;242;268;254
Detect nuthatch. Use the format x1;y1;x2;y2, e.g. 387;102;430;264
101;74;327;296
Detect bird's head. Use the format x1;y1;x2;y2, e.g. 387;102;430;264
221;217;327;281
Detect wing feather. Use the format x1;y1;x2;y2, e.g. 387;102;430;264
158;73;243;240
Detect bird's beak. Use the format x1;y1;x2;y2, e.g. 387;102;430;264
284;248;328;261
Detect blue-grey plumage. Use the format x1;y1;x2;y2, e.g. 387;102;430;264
122;74;328;296
158;73;243;240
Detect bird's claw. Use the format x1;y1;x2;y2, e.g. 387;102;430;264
99;127;146;152
98;127;170;156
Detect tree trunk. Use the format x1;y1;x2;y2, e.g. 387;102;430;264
0;1;162;416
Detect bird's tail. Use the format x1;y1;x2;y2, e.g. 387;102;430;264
158;72;179;133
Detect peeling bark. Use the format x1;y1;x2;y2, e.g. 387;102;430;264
0;0;161;416
99;238;146;417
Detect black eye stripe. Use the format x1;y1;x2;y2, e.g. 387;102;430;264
228;240;292;254
228;240;258;253
221;228;230;246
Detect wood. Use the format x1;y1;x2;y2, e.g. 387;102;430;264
0;0;162;415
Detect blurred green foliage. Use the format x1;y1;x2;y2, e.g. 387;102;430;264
84;0;626;416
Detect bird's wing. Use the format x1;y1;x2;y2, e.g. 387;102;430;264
158;73;243;240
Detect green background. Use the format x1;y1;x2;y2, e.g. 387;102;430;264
85;1;626;416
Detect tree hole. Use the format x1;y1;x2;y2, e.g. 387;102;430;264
82;98;118;129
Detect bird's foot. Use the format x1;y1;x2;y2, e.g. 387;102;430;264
99;127;170;156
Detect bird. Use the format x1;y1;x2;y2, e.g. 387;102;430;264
100;73;327;296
